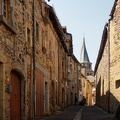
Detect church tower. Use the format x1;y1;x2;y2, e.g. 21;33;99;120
80;37;94;76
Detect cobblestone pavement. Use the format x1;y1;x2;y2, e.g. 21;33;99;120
39;105;83;120
81;106;118;120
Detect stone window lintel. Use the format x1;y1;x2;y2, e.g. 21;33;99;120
0;15;17;34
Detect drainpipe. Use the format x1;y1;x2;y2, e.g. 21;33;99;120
65;52;68;107
107;22;110;112
32;0;36;119
58;41;60;106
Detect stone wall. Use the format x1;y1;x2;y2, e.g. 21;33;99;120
95;0;120;113
109;0;120;113
0;0;82;119
95;40;109;110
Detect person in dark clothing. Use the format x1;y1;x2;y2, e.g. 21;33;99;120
79;96;86;106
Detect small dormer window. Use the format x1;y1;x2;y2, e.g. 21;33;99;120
2;0;8;19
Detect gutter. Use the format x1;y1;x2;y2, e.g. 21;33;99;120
107;20;110;113
58;41;60;106
32;0;36;119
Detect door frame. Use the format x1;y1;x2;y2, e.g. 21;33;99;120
10;70;25;120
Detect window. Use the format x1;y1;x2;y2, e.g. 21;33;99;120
41;28;46;53
90;73;92;75
41;29;44;47
2;0;8;19
41;29;45;47
116;80;120;89
27;28;31;44
36;22;39;41
87;73;89;76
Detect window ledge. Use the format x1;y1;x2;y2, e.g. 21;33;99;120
0;15;17;34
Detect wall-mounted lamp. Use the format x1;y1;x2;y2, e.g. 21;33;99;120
7;84;12;93
6;77;12;93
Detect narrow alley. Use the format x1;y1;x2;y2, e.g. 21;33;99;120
39;105;117;120
0;0;120;120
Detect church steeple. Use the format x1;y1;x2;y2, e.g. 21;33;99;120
80;37;93;76
80;37;90;63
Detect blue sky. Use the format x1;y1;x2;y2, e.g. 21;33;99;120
47;0;114;70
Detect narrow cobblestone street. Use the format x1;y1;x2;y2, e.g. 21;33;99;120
81;106;117;120
39;105;83;120
38;105;118;120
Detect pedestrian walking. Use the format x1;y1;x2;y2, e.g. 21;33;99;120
79;96;86;106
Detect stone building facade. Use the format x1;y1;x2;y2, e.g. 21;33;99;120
0;0;82;119
94;0;120;114
81;74;92;106
94;25;109;110
62;27;82;106
67;54;81;105
80;38;95;106
0;0;35;119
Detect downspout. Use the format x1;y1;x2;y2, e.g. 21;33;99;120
58;41;60;106
107;22;110;112
32;0;36;119
66;54;68;107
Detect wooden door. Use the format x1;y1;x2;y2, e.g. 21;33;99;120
36;69;44;116
10;71;21;120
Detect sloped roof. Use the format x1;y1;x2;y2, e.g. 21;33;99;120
48;5;68;52
94;24;108;74
86;76;95;83
109;0;118;20
80;38;90;63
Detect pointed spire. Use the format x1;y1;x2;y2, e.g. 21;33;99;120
80;37;90;63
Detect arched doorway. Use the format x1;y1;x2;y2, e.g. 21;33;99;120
10;70;23;120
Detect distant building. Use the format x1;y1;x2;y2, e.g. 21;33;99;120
80;38;94;76
80;37;95;105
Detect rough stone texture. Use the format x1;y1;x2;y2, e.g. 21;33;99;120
0;0;42;119
95;0;120;114
81;75;92;106
109;0;120;113
95;40;109;111
0;0;82;119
